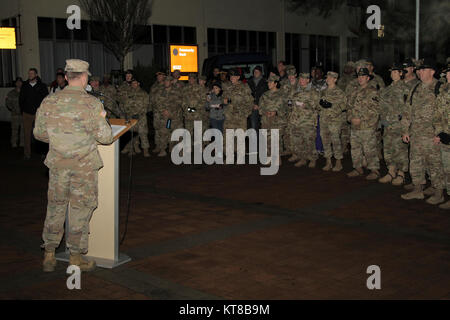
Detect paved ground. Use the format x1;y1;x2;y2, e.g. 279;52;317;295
1;121;450;300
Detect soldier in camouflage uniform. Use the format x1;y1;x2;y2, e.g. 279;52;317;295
149;71;166;154
117;70;133;101
433;63;450;209
403;58;420;92
259;74;284;165
222;69;254;153
346;68;380;180
33;59;113;272
338;62;355;152
401;60;445;205
99;74;119;117
378;63;409;186
153;75;183;157
280;65;299;156
182;73;208;148
121;79;151;157
288;73;319;168
89;76;120;119
172;70;185;90
319;72;347;172
5;77;24;148
366;59;385;90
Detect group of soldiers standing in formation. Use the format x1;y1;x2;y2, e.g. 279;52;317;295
88;56;450;209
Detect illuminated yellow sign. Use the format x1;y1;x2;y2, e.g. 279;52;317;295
169;45;198;75
0;28;16;49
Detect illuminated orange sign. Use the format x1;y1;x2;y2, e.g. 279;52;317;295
169;45;198;74
0;28;16;49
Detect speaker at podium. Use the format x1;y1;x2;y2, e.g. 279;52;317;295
56;118;137;268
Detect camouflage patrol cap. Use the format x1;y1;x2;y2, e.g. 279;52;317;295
199;75;207;81
299;73;310;79
268;74;280;82
65;59;91;76
357;68;370;77
286;65;297;76
355;59;369;68
326;71;339;79
345;61;356;68
165;75;174;81
389;63;404;72
188;73;198;79
90;76;100;82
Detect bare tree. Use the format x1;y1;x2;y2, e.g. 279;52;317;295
79;0;153;71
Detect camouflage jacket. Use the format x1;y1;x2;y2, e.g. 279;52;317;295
33;86;113;170
337;74;354;92
182;84;208;121
223;82;253;123
117;82;131;107
122;87;150;117
5;89;21;115
372;73;385;90
288;88;319;127
319;86;347;123
259;89;284;127
153;86;183;121
433;90;450;136
401;79;439;137
149;82;164;113
347;86;380;130
404;77;420;93
379;80;409;128
280;81;300;118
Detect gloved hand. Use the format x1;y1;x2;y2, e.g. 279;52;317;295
438;132;450;145
319;99;333;109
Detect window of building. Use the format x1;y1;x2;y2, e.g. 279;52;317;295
1;17;18;87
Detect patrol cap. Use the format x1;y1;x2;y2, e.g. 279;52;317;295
355;59;369;68
417;58;436;70
199;75;207;81
90;76;100;82
165;75;174;81
156;70;166;76
228;68;240;77
188;73;198;79
299;72;310;79
357;68;371;77
326;71;339;79
65;59;91;76
389;63;404;72
286;65;297;76
345;61;356;68
268;74;280;82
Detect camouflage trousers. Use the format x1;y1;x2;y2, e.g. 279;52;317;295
321;120;343;160
350;129;380;170
261;118;281;156
10;114;24;147
223;121;247;153
410;135;444;189
440;144;450;195
123;115;150;151
341;119;351;150
156;117;183;152
383;126;409;172
289;124;318;161
43;166;98;254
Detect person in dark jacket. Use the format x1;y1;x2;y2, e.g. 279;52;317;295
247;66;268;130
19;68;48;159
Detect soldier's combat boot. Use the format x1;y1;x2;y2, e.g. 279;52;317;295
332;159;343;172
288;155;298;163
404;183;414;191
379;166;396;184
347;168;363;178
43;249;57;272
426;189;444;205
134;144;142;154
308;159;316;169
152;147;160;154
143;148;150;158
322;158;332;171
69;253;96;272
294;159;307;167
157;150;167;157
366;170;380;180
439;200;450;210
392;171;405;186
401;185;424;200
423;186;435;196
